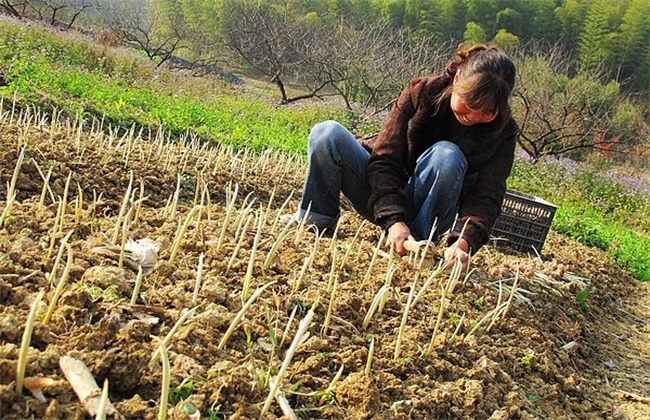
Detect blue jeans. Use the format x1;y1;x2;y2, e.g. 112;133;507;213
297;120;467;241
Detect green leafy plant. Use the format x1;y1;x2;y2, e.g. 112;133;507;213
471;297;484;310
520;349;536;368
169;378;194;405
526;393;543;403
576;290;590;313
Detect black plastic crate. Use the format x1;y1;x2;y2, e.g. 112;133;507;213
491;190;557;254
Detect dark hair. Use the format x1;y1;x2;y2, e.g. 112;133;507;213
436;44;516;122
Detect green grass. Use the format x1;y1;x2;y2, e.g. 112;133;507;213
0;19;354;154
553;203;650;281
511;157;650;281
1;17;649;281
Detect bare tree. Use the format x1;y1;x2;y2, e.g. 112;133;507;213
221;1;322;104
300;21;451;111
222;3;451;110
349;25;450;110
29;0;94;29
1;0;94;29
513;44;645;161
101;0;186;67
0;0;27;17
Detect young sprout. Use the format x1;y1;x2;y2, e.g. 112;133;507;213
318;364;345;405
263;217;293;270
96;379;109;420
421;255;462;354
486;279;504;332
16;289;45;394
133;179;146;226
463;302;509;342
1;146;26;228
378;265;397;314
33;160;55;211
361;230;386;288
279;305;298;351
216;183;239;252
293;201;313;245
326;241;338;294
321;273;338;336
448;312;466;346
48;230;74;287
412;261;444;307
168;206;203;265
292;231;322;293
111;171;134;243
228;196;256;247
261;299;317;416
233;193;257;235
151;306;199;363
130;266;144;305
43;243;74;325
328;218;343;254
202;181;212;226
365;336;375;376
45;173;73;259
498;268;520;323
263;186;277;225
74;183;84;224
242;210;265;300
74;114;84;154
268;191;294;235
118;206;136;269
88;190;102;229
218;282;277;350
362;284;389;330
338;220;367;269
192;176;208;235
191;253;205;306
394;278;418;360
226;213;254;275
155;338;171;420
167;174;182;219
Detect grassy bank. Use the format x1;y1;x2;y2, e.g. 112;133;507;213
0;19;353;153
1;18;648;280
511;156;650;281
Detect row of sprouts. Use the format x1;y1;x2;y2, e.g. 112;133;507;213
2;97;533;417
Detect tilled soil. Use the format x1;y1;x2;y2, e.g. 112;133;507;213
0;107;649;419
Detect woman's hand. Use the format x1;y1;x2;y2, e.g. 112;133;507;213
387;222;415;256
443;238;470;272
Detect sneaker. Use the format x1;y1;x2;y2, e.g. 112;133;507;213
279;213;298;225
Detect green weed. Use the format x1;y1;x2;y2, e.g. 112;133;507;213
169;378;194;405
576;290;589;313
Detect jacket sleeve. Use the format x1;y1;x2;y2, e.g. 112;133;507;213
367;78;421;230
448;121;518;252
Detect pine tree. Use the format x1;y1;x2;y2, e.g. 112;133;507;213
578;0;610;71
555;0;588;53
613;0;650;91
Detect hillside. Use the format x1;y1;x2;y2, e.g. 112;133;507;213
0;95;649;419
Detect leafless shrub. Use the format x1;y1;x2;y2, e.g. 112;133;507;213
512;44;647;161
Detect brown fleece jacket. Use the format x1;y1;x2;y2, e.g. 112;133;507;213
361;74;519;252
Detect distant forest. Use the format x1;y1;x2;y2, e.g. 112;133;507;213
89;0;648;94
2;0;648;95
